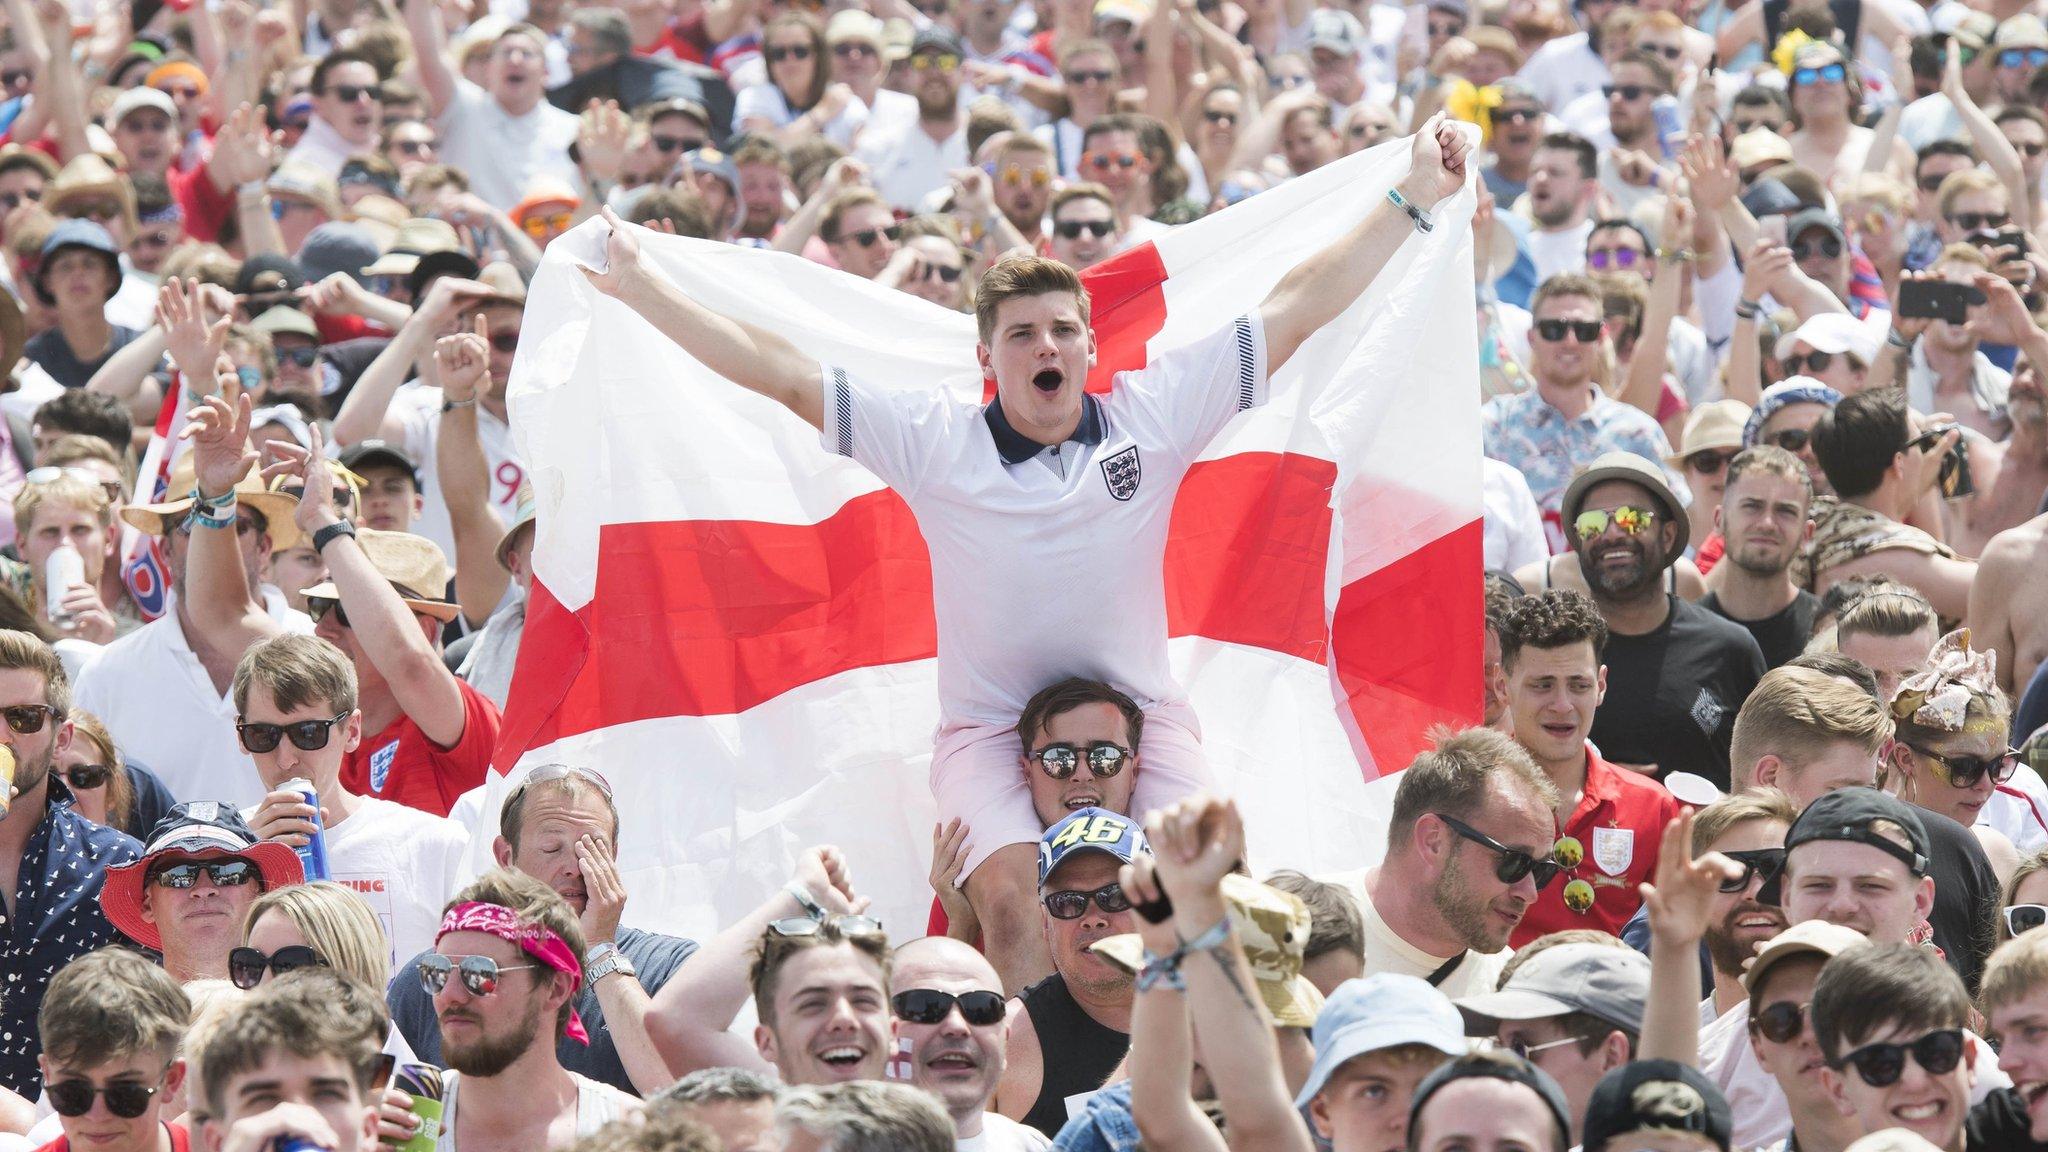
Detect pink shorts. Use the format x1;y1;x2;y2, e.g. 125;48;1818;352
932;700;1214;883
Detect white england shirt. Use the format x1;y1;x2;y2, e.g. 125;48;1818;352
821;313;1269;729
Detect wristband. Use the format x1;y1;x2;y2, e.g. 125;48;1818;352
1734;299;1762;320
1655;247;1694;263
1387;187;1434;233
311;519;357;553
186;503;236;531
1137;949;1187;992
785;881;827;921
192;485;238;514
1887;328;1916;350
441;398;477;414
237;180;268;199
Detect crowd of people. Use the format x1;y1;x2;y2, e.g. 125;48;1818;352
0;0;2044;1145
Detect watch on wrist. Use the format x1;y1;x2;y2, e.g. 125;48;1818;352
312;519;357;553
586;942;636;983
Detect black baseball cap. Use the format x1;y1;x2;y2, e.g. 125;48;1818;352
1407;1054;1572;1151
1759;787;1929;905
1582;1060;1732;1152
340;439;422;488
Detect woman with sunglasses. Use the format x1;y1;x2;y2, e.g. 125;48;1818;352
55;709;134;833
1996;847;2048;943
235;880;391;991
1885;630;2029;874
1784;42;1914;193
738;13;867;149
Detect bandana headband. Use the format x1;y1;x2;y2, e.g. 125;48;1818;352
437;901;590;1045
1891;628;2001;733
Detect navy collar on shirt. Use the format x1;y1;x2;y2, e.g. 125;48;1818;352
984;393;1105;465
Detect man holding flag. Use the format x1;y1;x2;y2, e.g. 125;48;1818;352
582;116;1472;991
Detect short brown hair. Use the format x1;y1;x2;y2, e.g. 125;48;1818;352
1983;918;2048;1011
1265;870;1364;962
1531;272;1603;317
820;188;889;244
1689;790;1798;856
1724;445;1812;504
1387;726;1559;851
200;969;387;1119
39;946;191;1069
1935;168;2004;219
749;920;890;1028
1017;677;1143;754
1811;943;1968;1064
0;629;70;714
1049;181;1114;222
1729;665;1891;789
499;764;622;852
232;633;358;717
974;255;1091;345
1835;586;1938;644
443;870;588;1037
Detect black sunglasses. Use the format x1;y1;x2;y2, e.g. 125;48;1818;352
841;224;902;248
1718;848;1786;893
892;988;1007;1025
766;44;814;62
149;858;259;889
278;346;319;368
54;762;112;789
418;953;539;997
1782;350;1836;375
1495;106;1542;125
1042;881;1131;920
1055;219;1115;239
490;332;520;353
1791;236;1843;260
238;711;351;754
307;596;351;629
651;134;706;154
1203;109;1237;125
1949;211;2011;233
1767;427;1811;452
1908;743;2020;789
1835;1029;1965;1087
1436;813;1563;889
2;703;58;734
1601;83;1655;100
326;82;378;103
832;42;875;57
1065;69;1114;83
0;188;40;211
228;944;326;990
1751;999;1809;1044
1032;742;1132;780
2006;903;2048;937
1686;449;1739;474
47;1077;163;1119
1535;318;1603;343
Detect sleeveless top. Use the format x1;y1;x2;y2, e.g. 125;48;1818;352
1019;973;1130;1137
1543;558;1678;593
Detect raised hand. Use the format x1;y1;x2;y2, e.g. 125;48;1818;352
433;315;490;405
246;787;322;848
948;166;995;221
1118;855;1181;955
1967;270;2038;347
578;99;633;185
793;845;869;916
211;104;279;188
179;358;258;500
1680;131;1737;217
583;207;647;300
1145;794;1245;900
1889;269;1943;344
261;423;345;535
1398;113;1470;207
1739;237;1794;302
575;833;628;945
158;277;232;382
929;819;980;940
1639;810;1743;945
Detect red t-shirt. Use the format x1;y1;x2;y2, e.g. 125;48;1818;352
1510;748;1682;947
340;678;501;816
38;1122;191;1152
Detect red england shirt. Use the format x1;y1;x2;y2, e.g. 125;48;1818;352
1510;748;1682;947
341;678;501;816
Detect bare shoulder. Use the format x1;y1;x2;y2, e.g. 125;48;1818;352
1981;514;2048;571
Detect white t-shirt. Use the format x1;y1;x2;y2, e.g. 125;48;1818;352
435;80;585;211
734;83;868;149
392;386;525;564
1526;220;1594;285
437;1071;639;1152
819;314;1269;729
1334;870;1513;999
73;599;314;808
322;796;471;973
1483;456;1548;572
1518;32;1608;113
856;117;969;212
959;1112;1052;1151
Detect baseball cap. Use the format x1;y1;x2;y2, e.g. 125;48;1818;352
1037;807;1146;887
1581;1060;1732;1152
1667;399;1752;463
296;222;380;285
1740;919;1867;995
1559;451;1690;558
910;24;963;56
100;802;306;950
1742;378;1843;447
1773;311;1880;365
1295;974;1466;1108
106;85;176;129
340;439;422;488
1757;787;1929;905
1786;206;1846;247
1994;13;2048;50
1739;178;1804;220
1729;129;1793;171
250;305;320;342
1306;8;1367;56
1455;943;1651;1036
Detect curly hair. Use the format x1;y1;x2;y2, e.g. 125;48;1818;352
1500;590;1610;668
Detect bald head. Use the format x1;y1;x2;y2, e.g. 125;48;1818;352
888;936;1009;1128
891;936;1002;993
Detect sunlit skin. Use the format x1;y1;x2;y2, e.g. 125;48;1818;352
1038;853;1135;999
1758;402;1831;494
352;464;423;533
973;292;1100;448
490;786;617;916
752;943;892;1085
1752;740;1879;810
243;908;318;987
1420;782;1552;954
1504;639;1603;774
1309;1048;1448;1152
1990;983;2048;1140
1495;1016;1625;1139
1821;1020;1976;1152
1047;197;1118;270
20;501;108;611
1410;1075;1563;1152
1750;957;1834;1115
1940;187;2011;248
46;249;117;314
1782;840;1932;944
113;109;176;176
1837;623;1939;706
1715;470;1810;576
1527;147;1592;230
825;201;898;280
1701;818;1790;985
314;60;382;149
432;928;573;1078
1889;725;2006;827
202;1052;377;1152
140;851;267;982
37;1051;183;1152
1021;700;1139;826
889;939;1008;1133
1528;293;1604;392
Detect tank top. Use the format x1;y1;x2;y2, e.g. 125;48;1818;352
1019;973;1130;1138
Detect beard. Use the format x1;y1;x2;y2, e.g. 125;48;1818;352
442;996;548;1078
1728;537;1793;577
1578;537;1665;599
1432;851;1512;954
10;733;53;802
1704;900;1785;978
917;87;957;120
1532;195;1579;229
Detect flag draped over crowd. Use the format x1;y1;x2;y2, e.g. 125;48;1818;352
476;138;1488;938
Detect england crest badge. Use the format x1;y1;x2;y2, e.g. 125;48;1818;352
1100;445;1141;501
1592;826;1634;876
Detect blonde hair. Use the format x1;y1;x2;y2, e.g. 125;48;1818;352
14;470;111;536
1691;790;1799;855
1730;666;1892;790
243;882;392;991
1935;169;2004;219
1982;924;2048;1016
1997;848;2048;942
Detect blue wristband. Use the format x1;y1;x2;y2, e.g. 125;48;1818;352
1387;187;1434;233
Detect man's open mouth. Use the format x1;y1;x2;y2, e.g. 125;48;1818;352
1033;369;1063;392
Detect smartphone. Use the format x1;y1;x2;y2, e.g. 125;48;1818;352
1759;214;1789;246
1993;228;2031;259
1898;280;1984;324
1941;439;1973;500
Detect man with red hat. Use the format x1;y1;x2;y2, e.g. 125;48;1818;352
100;801;305;984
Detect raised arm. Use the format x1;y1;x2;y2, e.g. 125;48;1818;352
331;276;489;447
587;207;825;431
403;0;457;118
181;370;286;652
1620;197;1692;418
645;847;867;1075
1122;854;1231;1152
572;834;675;1095
1636;811;1740;1068
1940;40;2031;233
432;319;512;628
31;0;90;162
1258;115;1469;377
774;158;869;257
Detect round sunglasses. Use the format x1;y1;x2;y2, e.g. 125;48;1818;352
892;988;1007;1025
1751;999;1809;1044
47;1075;165;1119
228;944;327;990
418;953;539;997
1031;742;1132;780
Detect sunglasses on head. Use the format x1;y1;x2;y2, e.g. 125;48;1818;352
1719;847;1786;893
149;858;259;889
1065;68;1114;84
1791;236;1843;261
1793;62;1847;86
54;762;112;790
1573;505;1656;539
2006;903;2048;937
1601;83;1654;101
418;953;538;997
2;703;57;734
1908;744;2019;789
1949;211;2011;233
768;913;885;941
766;44;814;62
228;944;326;990
1999;48;2048;68
841;224;902;248
46;1077;163;1119
1436;813;1562;889
1043;880;1131;920
1054;218;1115;239
1686;449;1739;475
237;711;351;754
892;988;1007;1025
1586;247;1642;271
1834;1029;1965;1088
1751;999;1810;1044
1032;741;1132;780
1535;318;1603;343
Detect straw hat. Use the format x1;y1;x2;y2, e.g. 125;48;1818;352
300;527;460;622
45;153;136;222
121;459;304;550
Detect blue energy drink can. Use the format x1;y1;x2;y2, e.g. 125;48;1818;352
280;776;329;880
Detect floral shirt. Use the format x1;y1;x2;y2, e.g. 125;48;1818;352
1481;387;1683;553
